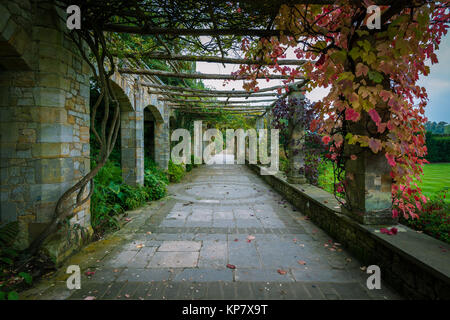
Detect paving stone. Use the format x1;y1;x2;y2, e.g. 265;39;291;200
173;269;233;282
198;240;227;268
117;268;173;282
101;282;127;299
158;240;202;252
148;252;199;268
235;268;295;282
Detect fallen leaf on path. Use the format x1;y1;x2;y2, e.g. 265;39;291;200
277;269;287;275
226;264;236;269
124;218;132;222
85;271;95;276
298;260;307;265
136;243;144;249
84;296;96;300
247;235;255;241
234;238;239;242
125;294;131;298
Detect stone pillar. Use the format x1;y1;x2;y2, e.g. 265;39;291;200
121;111;144;186
286;89;307;184
154;107;170;170
0;1;91;252
342;112;394;225
255;116;264;130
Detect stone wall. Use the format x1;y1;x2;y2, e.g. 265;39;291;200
0;1;91;253
248;163;450;299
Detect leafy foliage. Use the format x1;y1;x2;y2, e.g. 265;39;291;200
425;132;450;163
271;97;327;185
240;2;449;219
91;159;168;237
402;190;450;244
0;222;32;300
168;160;186;183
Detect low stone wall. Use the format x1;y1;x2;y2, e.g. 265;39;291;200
248;163;450;299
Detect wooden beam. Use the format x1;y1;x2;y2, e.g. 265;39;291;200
120;68;304;80
103;25;291;37
171;105;266;109
140;80;306;94
146;89;279;98
128;53;308;66
162;98;276;104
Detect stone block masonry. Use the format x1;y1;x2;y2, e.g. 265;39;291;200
0;1;92;257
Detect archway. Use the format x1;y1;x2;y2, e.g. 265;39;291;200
143;105;168;170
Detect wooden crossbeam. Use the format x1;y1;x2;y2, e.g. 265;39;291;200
177;110;264;115
147;89;279;98
140;80;305;94
162;98;275;104
130;53;308;66
120;68;304;80
168;103;269;109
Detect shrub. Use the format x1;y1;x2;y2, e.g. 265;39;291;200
402;190;450;244
168;160;186;183
425;132;450;163
144;170;167;200
0;222;32;300
144;157;169;184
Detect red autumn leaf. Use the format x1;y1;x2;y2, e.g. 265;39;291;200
298;260;307;265
368;109;381;125
345;108;360;122
322;135;331;145
85;271;95;276
226;264;236;269
355;63;369;77
385;153;396;167
368;138;382;153
277;269;287;275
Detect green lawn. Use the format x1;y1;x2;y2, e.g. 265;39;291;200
417;163;450;202
318;162;450;202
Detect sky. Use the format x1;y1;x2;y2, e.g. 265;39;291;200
196;33;450;124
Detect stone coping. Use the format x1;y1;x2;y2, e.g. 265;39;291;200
248;163;450;298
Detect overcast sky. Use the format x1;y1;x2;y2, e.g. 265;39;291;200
197;33;450;123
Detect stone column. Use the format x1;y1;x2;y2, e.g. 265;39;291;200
342;112;394;225
0;2;91;255
286;88;307;184
154;107;170;170
121;111;144;186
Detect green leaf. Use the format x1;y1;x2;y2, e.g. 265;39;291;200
0;257;13;265
108;182;120;194
330;50;347;64
0;291;5;300
368;70;383;83
19;272;32;285
349;47;360;60
8;291;19;300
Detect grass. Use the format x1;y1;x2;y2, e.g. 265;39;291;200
317;161;450;203
417;163;450;203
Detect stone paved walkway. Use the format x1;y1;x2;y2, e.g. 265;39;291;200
22;161;401;300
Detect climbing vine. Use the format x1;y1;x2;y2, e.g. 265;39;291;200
239;1;450;219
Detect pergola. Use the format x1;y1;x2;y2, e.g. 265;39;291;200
30;0;437;254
